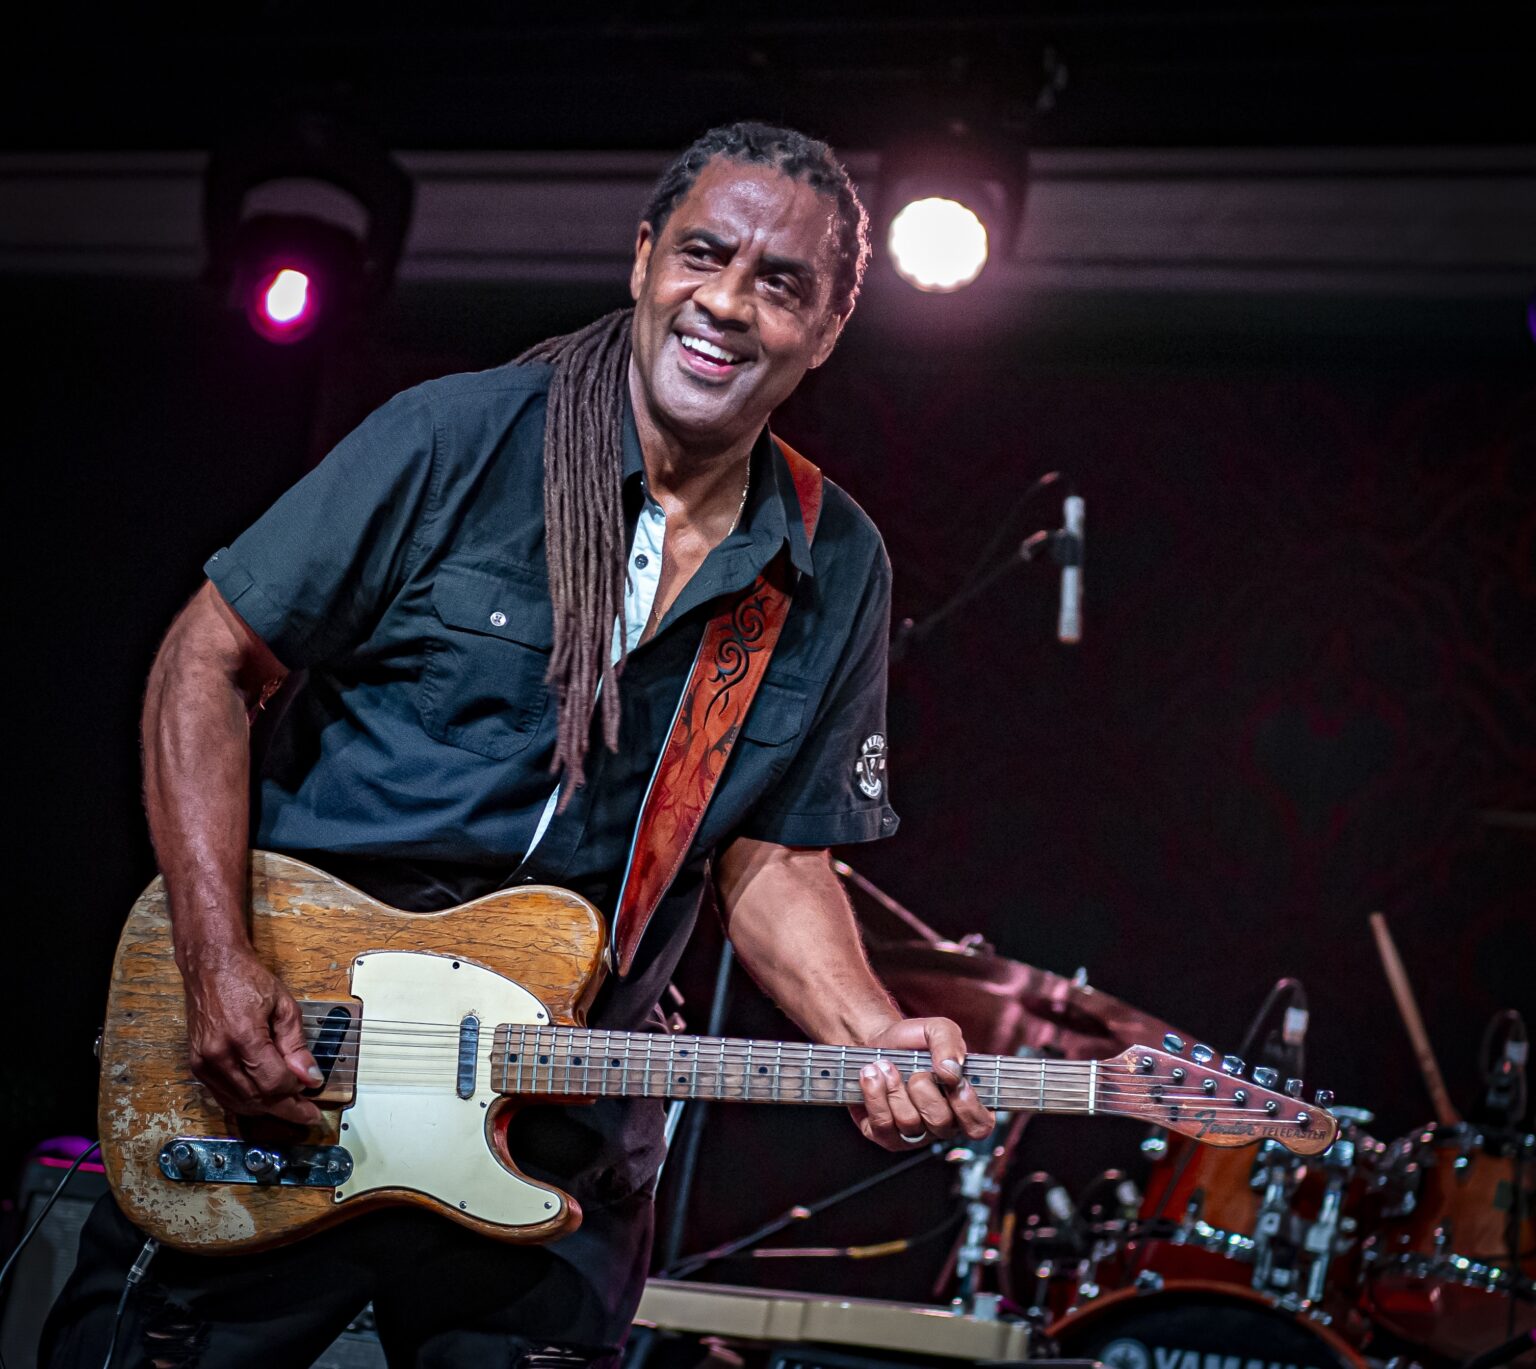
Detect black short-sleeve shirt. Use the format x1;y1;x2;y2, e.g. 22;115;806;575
203;360;897;1334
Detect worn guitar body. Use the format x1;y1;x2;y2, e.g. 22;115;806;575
100;851;605;1254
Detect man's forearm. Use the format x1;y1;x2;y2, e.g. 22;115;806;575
142;584;278;969
714;838;902;1045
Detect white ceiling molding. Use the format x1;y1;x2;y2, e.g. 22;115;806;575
2;147;1532;297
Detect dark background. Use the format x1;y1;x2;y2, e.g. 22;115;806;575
6;3;1533;1306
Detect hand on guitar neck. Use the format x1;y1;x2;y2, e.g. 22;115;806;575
851;1017;995;1149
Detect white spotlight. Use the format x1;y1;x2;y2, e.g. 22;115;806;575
887;196;990;292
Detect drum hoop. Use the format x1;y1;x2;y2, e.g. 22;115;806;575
1047;1278;1367;1368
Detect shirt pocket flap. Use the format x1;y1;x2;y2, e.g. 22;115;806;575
431;561;554;649
741;681;807;746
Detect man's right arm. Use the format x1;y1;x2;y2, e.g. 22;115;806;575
141;580;322;1126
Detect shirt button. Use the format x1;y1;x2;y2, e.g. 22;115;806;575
490;611;507;627
634;554;649;569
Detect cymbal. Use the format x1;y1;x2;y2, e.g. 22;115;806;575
869;940;1188;1061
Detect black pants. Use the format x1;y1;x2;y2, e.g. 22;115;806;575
41;1195;639;1369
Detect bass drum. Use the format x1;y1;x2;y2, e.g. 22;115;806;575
1048;1282;1364;1369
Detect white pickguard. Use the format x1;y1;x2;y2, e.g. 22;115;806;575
337;950;565;1229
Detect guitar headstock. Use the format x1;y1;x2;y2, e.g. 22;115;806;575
1100;1040;1338;1156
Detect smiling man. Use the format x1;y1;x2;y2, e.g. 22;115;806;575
45;122;993;1369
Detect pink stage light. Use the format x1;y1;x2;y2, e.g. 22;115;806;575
261;268;311;326
246;266;321;343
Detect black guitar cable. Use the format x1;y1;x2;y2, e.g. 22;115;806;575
100;1236;158;1369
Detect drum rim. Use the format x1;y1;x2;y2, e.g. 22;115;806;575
1046;1278;1366;1368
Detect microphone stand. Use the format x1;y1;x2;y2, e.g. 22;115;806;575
891;531;1053;665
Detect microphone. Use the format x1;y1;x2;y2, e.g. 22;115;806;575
1481;1010;1528;1126
1055;495;1084;644
1281;981;1310;1080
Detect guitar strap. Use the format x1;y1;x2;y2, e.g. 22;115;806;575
611;437;824;976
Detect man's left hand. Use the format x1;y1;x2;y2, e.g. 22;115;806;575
849;1017;996;1150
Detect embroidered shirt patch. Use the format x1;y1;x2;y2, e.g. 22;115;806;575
855;733;887;800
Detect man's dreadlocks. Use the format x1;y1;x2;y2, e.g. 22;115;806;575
519;122;869;794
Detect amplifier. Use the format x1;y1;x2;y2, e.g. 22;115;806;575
0;1148;110;1369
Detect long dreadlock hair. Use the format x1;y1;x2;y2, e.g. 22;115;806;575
520;122;870;795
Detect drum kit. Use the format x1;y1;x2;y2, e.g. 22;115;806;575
637;876;1531;1369
871;926;1535;1368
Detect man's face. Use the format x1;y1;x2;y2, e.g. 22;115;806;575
629;157;848;452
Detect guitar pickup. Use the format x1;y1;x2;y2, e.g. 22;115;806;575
457;1015;480;1100
301;1001;360;1105
158;1138;353;1188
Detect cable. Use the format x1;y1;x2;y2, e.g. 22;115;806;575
100;1236;158;1369
0;1142;102;1369
744;1209;965;1262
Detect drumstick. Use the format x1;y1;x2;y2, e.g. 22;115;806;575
1369;911;1463;1129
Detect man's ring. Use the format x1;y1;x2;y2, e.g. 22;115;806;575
897;1130;928;1145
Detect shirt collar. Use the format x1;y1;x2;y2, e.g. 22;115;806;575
620;393;816;579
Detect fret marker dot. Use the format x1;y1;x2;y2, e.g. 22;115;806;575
508;1054;518;1062
572;1057;582;1066
611;1060;621;1067
971;1076;981;1084
758;1067;768;1074
680;1049;688;1057
820;1070;830;1077
539;1056;548;1064
677;1076;687;1084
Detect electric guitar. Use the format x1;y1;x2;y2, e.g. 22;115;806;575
98;852;1338;1254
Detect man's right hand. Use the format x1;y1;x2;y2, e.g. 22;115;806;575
181;943;324;1127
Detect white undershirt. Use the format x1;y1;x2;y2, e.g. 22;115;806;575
525;489;669;854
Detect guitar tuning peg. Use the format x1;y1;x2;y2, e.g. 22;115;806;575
1221;1055;1245;1076
1251;1066;1278;1088
1163;1033;1186;1054
1313;1088;1335;1106
1191;1044;1215;1063
1285;1078;1304;1098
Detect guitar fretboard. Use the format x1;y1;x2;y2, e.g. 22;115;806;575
489;1024;1102;1116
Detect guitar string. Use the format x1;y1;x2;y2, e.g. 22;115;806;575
169;1065;1311;1115
284;1034;1312;1102
299;1014;1284;1075
295;1030;1309;1095
168;1044;1285;1099
254;1019;1320;1123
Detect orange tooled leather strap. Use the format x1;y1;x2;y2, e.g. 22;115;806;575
611;437;824;976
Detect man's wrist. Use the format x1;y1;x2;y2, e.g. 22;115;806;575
174;932;256;974
840;1003;905;1047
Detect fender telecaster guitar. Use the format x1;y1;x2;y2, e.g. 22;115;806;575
98;852;1338;1253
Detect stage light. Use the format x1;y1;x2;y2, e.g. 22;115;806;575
887;196;989;293
204;114;412;346
262;269;310;324
246;263;320;344
877;126;1027;293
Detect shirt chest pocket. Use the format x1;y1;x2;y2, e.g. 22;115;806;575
418;561;554;760
740;680;807;747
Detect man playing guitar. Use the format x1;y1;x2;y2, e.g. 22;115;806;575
44;122;993;1369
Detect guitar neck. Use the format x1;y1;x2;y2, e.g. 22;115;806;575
490;1024;1102;1116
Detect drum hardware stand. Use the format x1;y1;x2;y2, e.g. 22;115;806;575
949;1110;1015;1317
1250;1139;1305;1298
1302;1107;1372;1310
944;1051;1050;1320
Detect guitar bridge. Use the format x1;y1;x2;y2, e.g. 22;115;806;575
158;1138;353;1188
